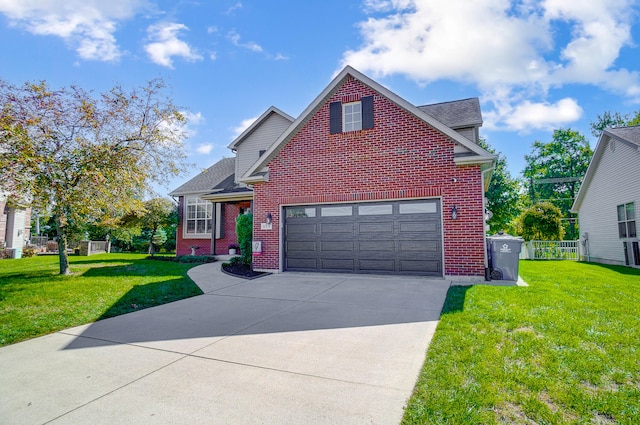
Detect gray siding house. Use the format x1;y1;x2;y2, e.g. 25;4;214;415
572;126;640;267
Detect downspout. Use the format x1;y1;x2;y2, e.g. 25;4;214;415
481;166;495;281
211;202;217;256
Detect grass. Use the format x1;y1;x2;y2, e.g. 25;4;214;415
403;261;640;425
0;253;204;346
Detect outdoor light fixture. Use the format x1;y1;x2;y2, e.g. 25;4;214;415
266;213;272;224
451;205;459;220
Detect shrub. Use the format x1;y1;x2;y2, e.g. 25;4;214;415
22;247;38;258
519;202;565;241
236;214;253;266
145;255;216;264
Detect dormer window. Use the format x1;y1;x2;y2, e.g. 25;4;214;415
330;95;374;134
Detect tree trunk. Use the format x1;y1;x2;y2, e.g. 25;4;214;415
55;217;71;275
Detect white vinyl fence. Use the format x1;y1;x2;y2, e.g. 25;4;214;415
519;240;580;260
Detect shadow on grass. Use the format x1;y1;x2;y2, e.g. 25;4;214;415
81;263;189;278
440;285;472;314
95;278;203;321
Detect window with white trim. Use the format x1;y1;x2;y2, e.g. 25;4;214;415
185;197;212;237
617;202;636;239
343;101;362;132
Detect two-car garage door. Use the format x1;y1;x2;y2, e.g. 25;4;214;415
284;199;442;276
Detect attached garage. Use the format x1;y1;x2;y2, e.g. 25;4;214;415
283;199;443;276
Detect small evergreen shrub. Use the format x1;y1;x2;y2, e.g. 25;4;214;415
236;214;253;266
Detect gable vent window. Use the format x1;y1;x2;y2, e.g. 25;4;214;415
330;95;374;134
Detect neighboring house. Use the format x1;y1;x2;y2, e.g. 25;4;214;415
171;66;496;279
571;126;640;268
0;192;31;257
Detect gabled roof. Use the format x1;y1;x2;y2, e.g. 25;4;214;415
571;125;640;212
240;66;496;183
169;157;235;197
418;98;482;129
606;126;640;147
228;106;294;150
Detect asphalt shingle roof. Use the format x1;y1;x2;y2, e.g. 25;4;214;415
169;157;236;196
606;125;640;147
418;98;482;129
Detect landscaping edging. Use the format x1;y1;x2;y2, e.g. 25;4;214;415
221;263;270;280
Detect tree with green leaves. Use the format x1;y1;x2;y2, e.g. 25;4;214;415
478;139;523;234
0;79;188;273
120;198;176;256
590;110;640;138
519;202;565;241
523;129;592;239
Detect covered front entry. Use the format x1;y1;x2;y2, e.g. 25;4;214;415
283;199;443;276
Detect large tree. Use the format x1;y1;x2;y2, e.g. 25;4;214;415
590;110;640;138
120;197;176;256
0;79;188;274
478;139;522;234
523;129;592;239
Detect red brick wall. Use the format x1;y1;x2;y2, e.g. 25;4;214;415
252;76;487;276
175;198;247;256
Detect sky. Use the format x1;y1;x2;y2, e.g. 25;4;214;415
1;0;639;197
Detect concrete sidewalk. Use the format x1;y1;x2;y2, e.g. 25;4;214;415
0;263;451;425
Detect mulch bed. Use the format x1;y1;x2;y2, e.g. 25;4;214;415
221;262;270;280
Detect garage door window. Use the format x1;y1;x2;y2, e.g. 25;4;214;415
321;206;353;216
358;204;392;215
399;202;437;214
287;207;316;218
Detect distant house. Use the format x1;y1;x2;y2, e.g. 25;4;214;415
571;126;640;268
171;66;496;279
0;192;31;257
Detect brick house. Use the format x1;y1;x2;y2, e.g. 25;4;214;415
171;66;496;279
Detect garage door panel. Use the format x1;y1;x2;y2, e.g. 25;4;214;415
284;200;442;276
400;240;439;252
286;241;317;252
359;259;395;272
359;241;395;251
320;241;354;252
401;260;440;273
286;258;317;269
320;223;354;234
287;223;317;235
399;221;438;233
321;259;354;270
358;222;394;234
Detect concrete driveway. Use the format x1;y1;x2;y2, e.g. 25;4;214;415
0;263;452;425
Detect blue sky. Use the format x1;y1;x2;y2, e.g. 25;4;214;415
1;0;639;196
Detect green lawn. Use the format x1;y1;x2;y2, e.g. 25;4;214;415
403;261;640;425
0;253;203;346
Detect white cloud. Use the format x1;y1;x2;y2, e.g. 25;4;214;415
0;0;148;61
181;111;204;137
227;31;263;52
196;144;214;154
491;98;584;132
224;2;243;15
342;0;640;131
144;22;203;68
231;116;258;139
